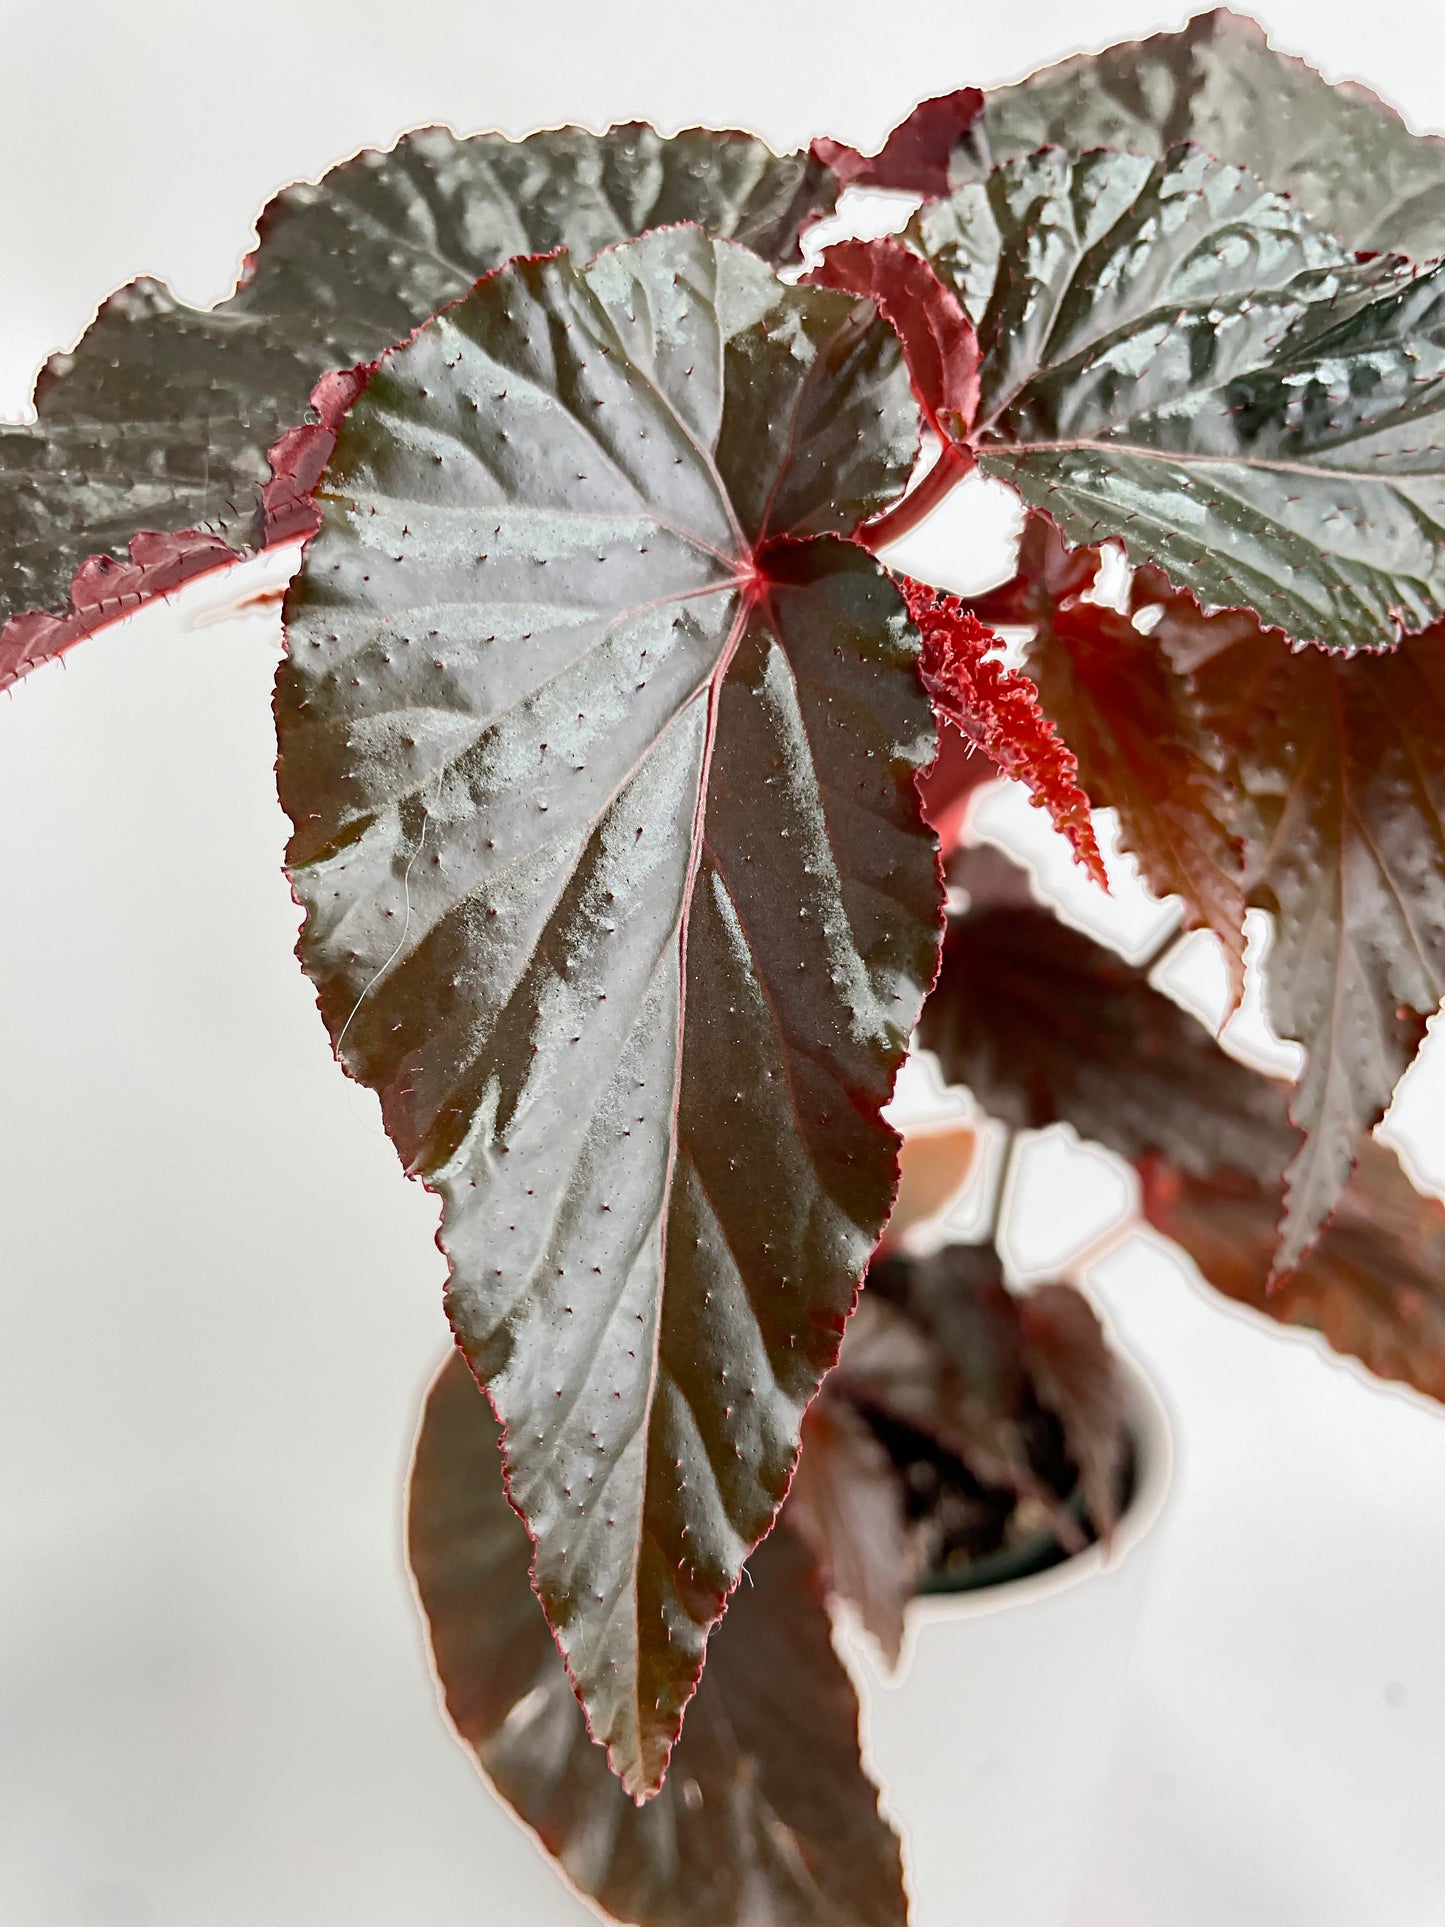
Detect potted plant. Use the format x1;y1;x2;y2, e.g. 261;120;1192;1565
5;10;1445;1923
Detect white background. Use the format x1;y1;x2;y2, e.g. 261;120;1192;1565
2;3;1444;1923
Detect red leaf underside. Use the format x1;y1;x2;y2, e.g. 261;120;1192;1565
1141;1139;1445;1404
812;89;985;197
1153;579;1445;1274
0;528;245;693
807;239;979;448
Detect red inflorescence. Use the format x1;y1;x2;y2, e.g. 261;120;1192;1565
899;573;1106;885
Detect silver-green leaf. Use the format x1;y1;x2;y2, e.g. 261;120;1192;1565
955;9;1445;259
912;143;1445;653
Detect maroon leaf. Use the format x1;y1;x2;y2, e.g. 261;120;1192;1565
852;1249;1111;1553
409;1352;908;1926
1141;1140;1445;1406
919;893;1300;1185
832;1281;1038;1504
276;228;940;1798
786;1394;919;1668
1157;587;1445;1273
1018;1285;1126;1541
917;861;1445;1407
808;239;979;448
899;575;1105;885
813;89;985;197
972;515;1248;1002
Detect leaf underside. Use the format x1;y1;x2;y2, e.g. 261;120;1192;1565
956;9;1445;258
277;227;940;1797
808;238;979;447
409;1352;908;1927
0;123;840;686
911;142;1445;653
813;88;984;198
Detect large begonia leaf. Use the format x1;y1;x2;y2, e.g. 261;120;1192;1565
0;123;841;689
971;514;1247;998
1142;1140;1445;1405
910;143;1445;653
955;10;1445;259
409;1352;908;1926
276;227;940;1798
919;893;1299;1184
1157;586;1445;1273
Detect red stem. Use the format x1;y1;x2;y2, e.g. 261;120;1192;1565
857;441;972;553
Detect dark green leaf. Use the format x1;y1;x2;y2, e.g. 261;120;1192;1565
918;894;1299;1183
276;227;939;1798
0;124;840;685
409;1352;908;1927
911;143;1445;653
956;9;1445;258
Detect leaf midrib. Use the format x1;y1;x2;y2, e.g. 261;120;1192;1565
621;583;752;1790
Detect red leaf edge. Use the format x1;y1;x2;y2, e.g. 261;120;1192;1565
0;362;379;697
0;528;244;694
